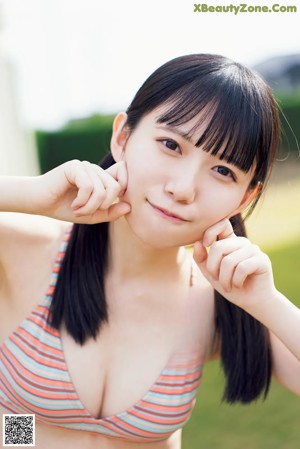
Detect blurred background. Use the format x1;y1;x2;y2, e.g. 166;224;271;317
0;0;299;447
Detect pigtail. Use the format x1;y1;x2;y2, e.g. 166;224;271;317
215;213;272;403
49;153;115;345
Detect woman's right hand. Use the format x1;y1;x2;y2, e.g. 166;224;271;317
36;159;131;223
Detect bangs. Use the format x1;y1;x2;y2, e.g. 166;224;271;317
126;54;279;187
156;71;272;180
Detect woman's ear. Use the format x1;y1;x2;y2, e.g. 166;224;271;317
110;112;129;161
228;182;262;217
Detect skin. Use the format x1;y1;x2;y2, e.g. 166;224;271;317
0;106;300;449
109;109;257;249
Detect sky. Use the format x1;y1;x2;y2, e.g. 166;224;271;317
1;0;300;129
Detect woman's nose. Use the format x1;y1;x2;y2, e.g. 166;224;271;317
164;177;196;204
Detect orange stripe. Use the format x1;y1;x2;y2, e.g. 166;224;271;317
159;371;201;382
10;332;64;364
150;382;200;395
8;336;66;372
129;408;189;424
1;347;71;388
107;415;172;438
137;400;193;413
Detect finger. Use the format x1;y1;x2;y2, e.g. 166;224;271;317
65;161;96;210
96;170;122;210
193;241;216;286
72;162;108;213
106;201;131;221
73;163;121;214
206;237;250;280
106;161;128;195
193;240;208;265
218;246;257;292
232;253;271;289
90;201;131;223
202;218;236;247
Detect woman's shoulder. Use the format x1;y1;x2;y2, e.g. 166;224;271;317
0;213;69;268
182;257;217;359
189;263;222;361
0;215;70;343
189;258;214;304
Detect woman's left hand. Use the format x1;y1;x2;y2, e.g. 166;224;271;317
193;218;276;312
194;218;300;372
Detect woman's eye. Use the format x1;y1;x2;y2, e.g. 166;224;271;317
213;166;236;180
161;139;181;153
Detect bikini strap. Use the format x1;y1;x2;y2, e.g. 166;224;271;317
44;225;73;298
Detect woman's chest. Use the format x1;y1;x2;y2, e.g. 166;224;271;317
59;281;214;421
61;323;202;417
1;249;214;441
1;302;205;442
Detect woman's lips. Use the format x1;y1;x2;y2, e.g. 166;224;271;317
147;200;189;222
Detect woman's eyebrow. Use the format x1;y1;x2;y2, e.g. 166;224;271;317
155;124;252;174
155;124;194;144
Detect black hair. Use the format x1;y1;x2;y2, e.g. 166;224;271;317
125;54;279;212
49;54;279;403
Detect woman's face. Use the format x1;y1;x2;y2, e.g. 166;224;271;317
114;107;256;248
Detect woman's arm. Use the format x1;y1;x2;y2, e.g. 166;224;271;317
247;290;300;395
248;290;300;361
0;160;130;223
193;218;300;394
0;176;39;214
270;331;300;396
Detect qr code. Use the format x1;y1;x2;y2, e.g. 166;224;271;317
3;414;35;447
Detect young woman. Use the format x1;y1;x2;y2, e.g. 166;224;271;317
0;54;300;449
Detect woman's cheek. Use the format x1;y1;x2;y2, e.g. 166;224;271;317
121;166;149;205
124;155;159;199
189;197;241;240
206;189;242;217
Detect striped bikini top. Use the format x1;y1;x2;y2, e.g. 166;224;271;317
0;230;203;442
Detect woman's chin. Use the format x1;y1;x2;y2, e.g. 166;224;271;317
124;219;197;249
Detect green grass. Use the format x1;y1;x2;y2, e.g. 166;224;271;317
182;239;300;448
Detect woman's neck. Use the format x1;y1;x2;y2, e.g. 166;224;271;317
108;217;187;283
